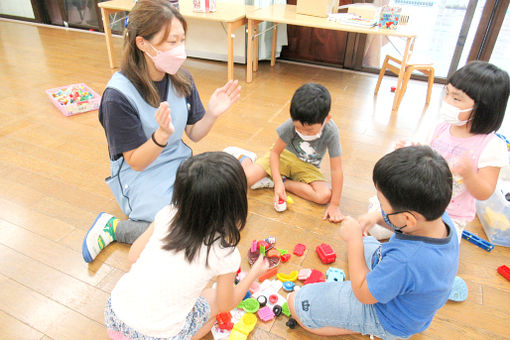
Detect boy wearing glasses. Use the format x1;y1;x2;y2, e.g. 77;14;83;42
288;146;459;339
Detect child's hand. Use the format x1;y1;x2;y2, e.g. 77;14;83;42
273;181;287;203
395;140;419;150
250;255;270;278
452;152;476;179
323;204;344;223
339;216;363;242
358;211;380;234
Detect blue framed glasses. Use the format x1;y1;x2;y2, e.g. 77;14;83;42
381;209;414;232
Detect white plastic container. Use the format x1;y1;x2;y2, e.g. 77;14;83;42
476;180;510;247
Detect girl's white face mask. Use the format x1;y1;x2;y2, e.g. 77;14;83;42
295;125;324;141
145;42;186;75
439;100;473;126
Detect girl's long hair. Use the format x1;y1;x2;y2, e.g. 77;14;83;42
162;152;248;267
121;0;191;107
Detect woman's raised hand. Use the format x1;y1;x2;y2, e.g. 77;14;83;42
208;80;241;118
155;102;174;138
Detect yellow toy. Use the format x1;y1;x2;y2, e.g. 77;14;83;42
276;270;299;282
228;313;257;340
484;206;510;231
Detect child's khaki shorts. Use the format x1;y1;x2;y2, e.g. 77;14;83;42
256;148;326;183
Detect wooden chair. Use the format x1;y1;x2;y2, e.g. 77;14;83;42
374;39;435;108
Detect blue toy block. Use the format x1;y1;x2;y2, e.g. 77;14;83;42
462;230;494;252
326;267;345;283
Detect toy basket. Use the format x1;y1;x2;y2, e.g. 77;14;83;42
46;83;101;116
476;181;510;247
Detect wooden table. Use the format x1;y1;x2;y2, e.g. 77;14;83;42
98;0;246;81
246;4;417;111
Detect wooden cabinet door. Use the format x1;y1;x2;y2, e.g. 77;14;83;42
280;0;353;66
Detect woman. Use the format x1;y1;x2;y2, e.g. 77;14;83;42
82;0;241;263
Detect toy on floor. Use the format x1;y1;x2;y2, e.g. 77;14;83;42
274;196;294;212
448;276;468;302
286;317;298;329
46;83;100;116
497;265;510;281
217;312;234;330
293;243;306;256
304;269;326;285
248;240;281;269
228;313;257;340
316;243;336;264
462;230;495;252
326;267;346;283
277;270;298;282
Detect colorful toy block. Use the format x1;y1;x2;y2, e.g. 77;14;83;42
326;267;346;283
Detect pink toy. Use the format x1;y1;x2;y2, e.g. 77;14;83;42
269;294;279;304
316;243;336;264
257;306;276;322
304;269;325;285
46;83;100;116
298;268;312;280
250;240;257;252
293;243;306;256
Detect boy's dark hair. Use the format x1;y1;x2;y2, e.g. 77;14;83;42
448;61;509;134
290;83;331;125
162;151;248;266
373;146;452;221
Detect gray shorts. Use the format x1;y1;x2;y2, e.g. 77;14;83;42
293;236;406;340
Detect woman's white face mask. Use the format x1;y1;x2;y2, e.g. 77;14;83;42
439;100;473;126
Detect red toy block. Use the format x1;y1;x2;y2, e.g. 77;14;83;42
391;86;396;92
258;266;278;282
281;253;291;263
293;243;306;256
316;243;336;264
304;269;325;285
216;312;234;330
497;265;510;281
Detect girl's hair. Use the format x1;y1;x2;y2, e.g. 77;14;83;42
121;0;192;107
448;61;510;134
162;152;248;266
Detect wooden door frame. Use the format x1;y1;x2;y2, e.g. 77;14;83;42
467;0;509;61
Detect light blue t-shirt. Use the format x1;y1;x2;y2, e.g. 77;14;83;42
366;214;459;338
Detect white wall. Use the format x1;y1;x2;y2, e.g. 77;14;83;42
0;0;35;19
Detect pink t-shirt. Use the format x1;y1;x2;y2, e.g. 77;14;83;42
430;122;495;221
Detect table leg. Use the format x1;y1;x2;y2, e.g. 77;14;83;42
227;22;234;81
253;24;259;72
392;36;413;112
101;8;116;69
246;19;254;83
271;24;278;67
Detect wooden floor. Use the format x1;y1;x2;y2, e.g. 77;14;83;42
0;19;509;340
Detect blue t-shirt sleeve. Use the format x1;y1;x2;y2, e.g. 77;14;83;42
366;251;413;303
184;73;205;125
98;88;147;160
